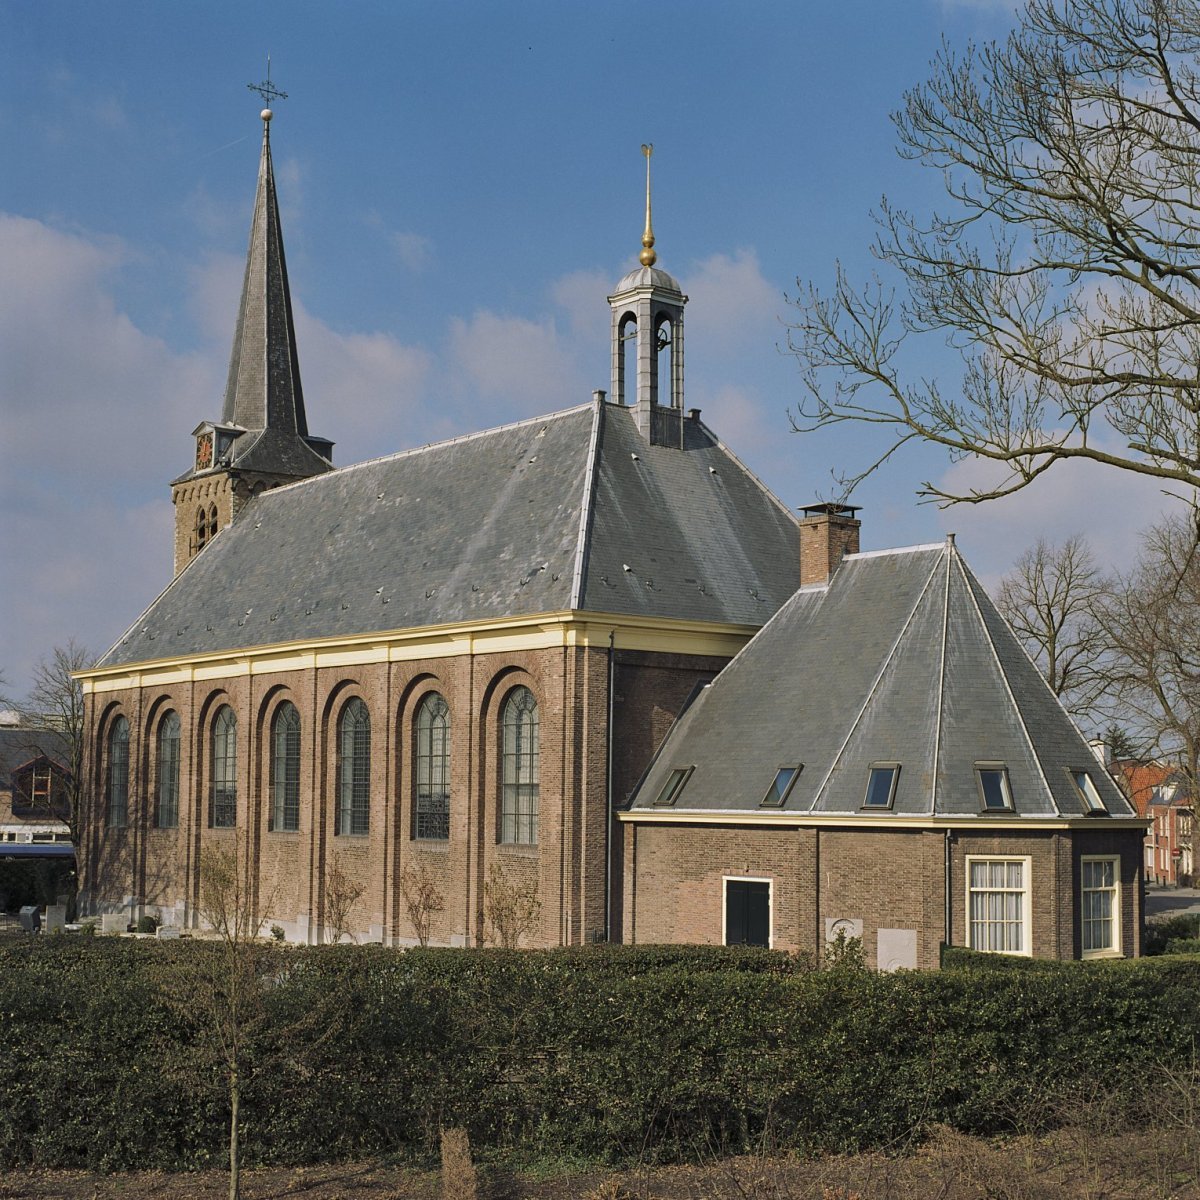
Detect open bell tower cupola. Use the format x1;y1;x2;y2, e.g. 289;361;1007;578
608;145;689;447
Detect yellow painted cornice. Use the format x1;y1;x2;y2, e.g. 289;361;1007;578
618;809;1151;832
76;610;759;695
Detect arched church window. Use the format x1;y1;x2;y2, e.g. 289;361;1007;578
210;706;237;828
500;686;539;845
271;702;301;833
414;692;450;841
196;507;209;550
337;698;370;836
107;715;130;829
156;711;180;829
208;505;218;541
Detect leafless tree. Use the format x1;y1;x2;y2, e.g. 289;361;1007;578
483;860;541;949
789;0;1200;507
399;859;446;947
14;641;90;849
1092;513;1200;788
323;851;365;945
997;536;1109;722
159;845;274;1200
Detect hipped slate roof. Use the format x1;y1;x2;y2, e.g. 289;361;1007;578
629;540;1135;820
99;401;799;668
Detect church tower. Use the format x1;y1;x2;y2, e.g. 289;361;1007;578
608;145;689;447
171;100;333;575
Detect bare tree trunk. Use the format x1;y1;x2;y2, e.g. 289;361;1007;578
229;1066;240;1200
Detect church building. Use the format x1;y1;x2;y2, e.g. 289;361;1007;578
76;113;804;946
77;109;1146;961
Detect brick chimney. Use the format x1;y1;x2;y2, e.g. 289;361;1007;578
799;503;861;586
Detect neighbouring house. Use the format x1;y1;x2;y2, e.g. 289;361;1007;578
75;107;1148;961
620;536;1147;968
1110;760;1192;887
0;727;75;912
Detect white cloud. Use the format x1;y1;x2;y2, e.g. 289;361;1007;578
682;248;782;351
934;450;1183;588
387;231;434;272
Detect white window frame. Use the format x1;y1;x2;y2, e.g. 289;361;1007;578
721;875;774;949
1080;855;1121;959
965;855;1032;957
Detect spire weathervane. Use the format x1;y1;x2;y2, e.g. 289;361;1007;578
247;56;288;120
640;143;657;267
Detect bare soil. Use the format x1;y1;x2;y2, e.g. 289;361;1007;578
1;1127;1197;1200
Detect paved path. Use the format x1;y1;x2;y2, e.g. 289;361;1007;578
1145;885;1200;922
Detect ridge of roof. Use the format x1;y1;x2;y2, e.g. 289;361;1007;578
928;542;953;815
809;546;946;810
847;541;948;560
570;398;605;610
951;551;1056;812
258;402;596;502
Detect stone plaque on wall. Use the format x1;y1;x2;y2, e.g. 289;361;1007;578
877;928;918;972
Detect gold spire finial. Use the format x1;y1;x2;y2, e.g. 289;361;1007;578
639;143;657;267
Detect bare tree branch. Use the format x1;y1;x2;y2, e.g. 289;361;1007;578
789;0;1200;506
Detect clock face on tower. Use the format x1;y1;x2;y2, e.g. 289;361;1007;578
196;433;213;470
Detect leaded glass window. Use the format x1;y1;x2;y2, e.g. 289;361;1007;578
501;686;538;844
107;716;129;828
210;706;237;828
271;702;301;833
414;693;450;841
337;698;370;836
156;711;180;828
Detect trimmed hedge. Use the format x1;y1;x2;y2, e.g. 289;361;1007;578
0;939;1197;1171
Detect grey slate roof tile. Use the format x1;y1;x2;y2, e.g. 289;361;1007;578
630;540;1135;821
99;402;801;668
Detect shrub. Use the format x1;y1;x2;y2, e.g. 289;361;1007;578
0;941;1197;1172
1145;913;1200;955
136;914;159;935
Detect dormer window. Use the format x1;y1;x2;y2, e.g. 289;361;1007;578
1071;769;1108;815
975;763;1014;812
864;763;900;809
761;765;802;808
653;766;693;807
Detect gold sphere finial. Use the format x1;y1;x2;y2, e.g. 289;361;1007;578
639;143;657;267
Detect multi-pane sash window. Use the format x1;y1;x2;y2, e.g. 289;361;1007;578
210;706;238;828
337;698;371;836
1081;857;1119;956
271;702;301;833
968;858;1029;954
31;765;52;809
501;686;539;844
107;716;130;828
414;693;450;840
156;711;180;828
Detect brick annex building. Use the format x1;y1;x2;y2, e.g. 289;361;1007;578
78;111;1147;959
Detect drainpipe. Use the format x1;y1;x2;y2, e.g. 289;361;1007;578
604;629;615;941
944;830;953;951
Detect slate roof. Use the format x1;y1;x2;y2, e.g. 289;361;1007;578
173;116;331;486
0;728;70;786
99;401;800;668
629;539;1136;820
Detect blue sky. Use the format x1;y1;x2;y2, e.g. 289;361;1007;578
0;0;1176;699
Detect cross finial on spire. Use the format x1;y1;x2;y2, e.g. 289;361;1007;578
640;143;657;267
247;56;287;120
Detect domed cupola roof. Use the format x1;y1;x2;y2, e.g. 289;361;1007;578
612;263;684;296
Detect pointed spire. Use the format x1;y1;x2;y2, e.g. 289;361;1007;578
220;107;309;439
639;143;657;267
